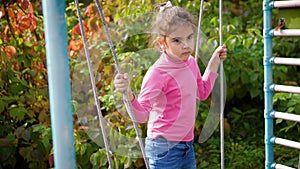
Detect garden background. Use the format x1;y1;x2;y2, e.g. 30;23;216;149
0;0;299;168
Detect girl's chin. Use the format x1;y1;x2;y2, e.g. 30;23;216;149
166;52;190;61
179;54;190;60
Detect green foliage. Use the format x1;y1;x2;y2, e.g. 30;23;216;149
273;93;300;139
195;137;265;169
278;8;300;29
0;1;51;168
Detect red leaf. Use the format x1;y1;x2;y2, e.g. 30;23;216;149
84;3;97;18
71;21;88;39
21;0;29;10
72;24;81;39
18;15;31;31
49;154;54;167
28;13;37;32
104;16;110;24
68;39;83;57
7;8;16;22
5;46;16;60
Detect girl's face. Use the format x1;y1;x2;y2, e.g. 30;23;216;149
159;24;195;61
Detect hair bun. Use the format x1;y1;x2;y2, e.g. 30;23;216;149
159;1;173;12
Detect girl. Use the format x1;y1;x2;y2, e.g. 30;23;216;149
114;1;227;168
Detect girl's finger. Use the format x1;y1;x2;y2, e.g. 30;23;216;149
114;73;124;80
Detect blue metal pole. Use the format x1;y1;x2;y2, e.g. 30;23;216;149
263;0;274;169
42;1;76;169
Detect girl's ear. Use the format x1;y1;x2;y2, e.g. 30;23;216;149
156;37;166;50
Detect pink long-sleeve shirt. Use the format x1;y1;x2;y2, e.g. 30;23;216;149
128;53;218;142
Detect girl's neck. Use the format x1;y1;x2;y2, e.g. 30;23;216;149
164;51;182;62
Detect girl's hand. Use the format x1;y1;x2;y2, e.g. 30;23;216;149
114;73;134;101
213;44;227;62
114;73;130;93
207;44;227;73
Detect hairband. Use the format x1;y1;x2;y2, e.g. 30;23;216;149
160;1;173;12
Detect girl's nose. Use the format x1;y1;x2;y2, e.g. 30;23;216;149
181;40;191;49
181;40;188;48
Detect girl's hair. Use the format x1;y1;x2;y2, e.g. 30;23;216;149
152;2;196;36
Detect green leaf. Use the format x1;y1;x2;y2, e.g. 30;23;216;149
294;104;300;114
249;87;260;98
21;129;31;142
9;106;26;121
90;149;108;167
19;147;33;161
250;73;258;82
24;41;33;47
230;71;239;83
276;118;283;124
287;107;294;113
241;71;249;84
79;144;87;155
0;100;6;113
34;45;39;51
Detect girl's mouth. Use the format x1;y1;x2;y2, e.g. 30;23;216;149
182;51;191;55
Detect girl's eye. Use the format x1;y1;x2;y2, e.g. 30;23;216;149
173;38;181;43
187;35;194;40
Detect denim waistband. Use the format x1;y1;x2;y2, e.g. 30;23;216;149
149;136;194;145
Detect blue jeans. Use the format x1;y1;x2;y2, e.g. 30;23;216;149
145;136;196;169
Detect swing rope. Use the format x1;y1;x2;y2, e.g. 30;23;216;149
219;0;225;168
74;0;113;168
94;1;150;168
195;0;205;62
195;0;225;168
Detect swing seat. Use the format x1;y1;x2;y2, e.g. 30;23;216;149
278;8;300;29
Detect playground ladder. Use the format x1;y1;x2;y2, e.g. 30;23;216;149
263;1;300;169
